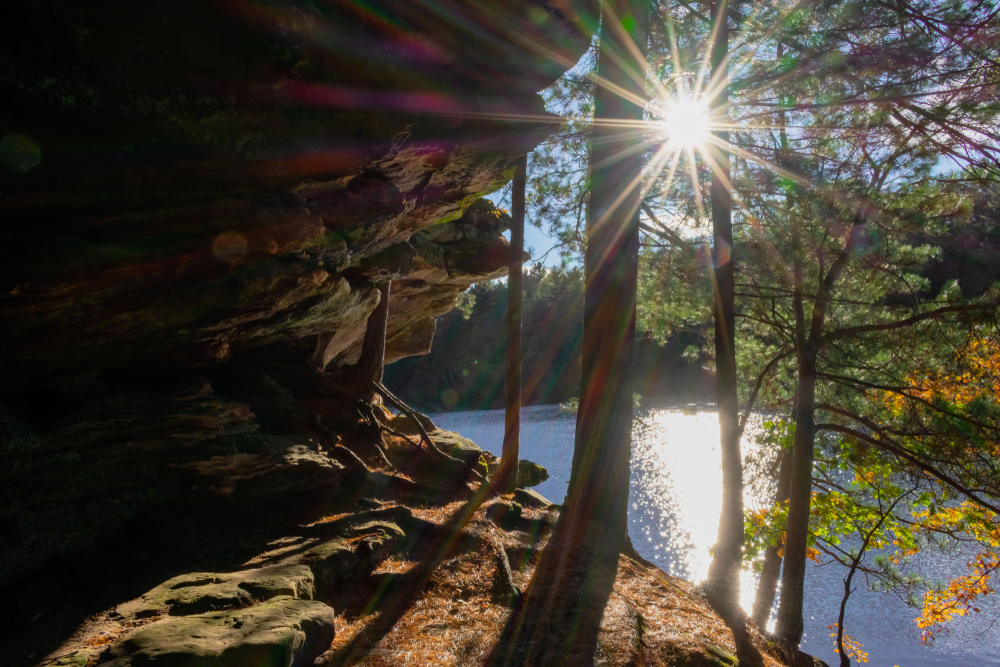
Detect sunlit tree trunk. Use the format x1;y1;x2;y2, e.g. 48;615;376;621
563;0;650;547
777;314;823;645
495;155;527;495
751;81;793;631
356;281;391;402
703;0;746;623
701;9;764;666
774;190;813;645
750;445;792;628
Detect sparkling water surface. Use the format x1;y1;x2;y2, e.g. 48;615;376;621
429;402;1000;667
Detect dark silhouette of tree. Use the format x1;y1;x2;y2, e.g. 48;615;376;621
564;0;651;548
486;2;651;664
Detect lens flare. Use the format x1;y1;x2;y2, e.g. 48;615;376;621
648;97;713;150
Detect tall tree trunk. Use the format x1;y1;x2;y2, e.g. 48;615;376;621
484;7;649;665
495;155;527;495
703;0;746;625
775;342;817;645
563;0;650;547
775;209;863;646
356;281;391;402
750;444;792;628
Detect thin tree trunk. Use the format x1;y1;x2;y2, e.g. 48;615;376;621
750;445;793;628
495;154;527;495
703;0;746;627
835;559;856;667
356;281;391;402
834;493;905;666
563;0;650;548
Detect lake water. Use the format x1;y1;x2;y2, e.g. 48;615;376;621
429;402;1000;667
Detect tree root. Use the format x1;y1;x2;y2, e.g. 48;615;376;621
489;538;521;605
368;379;484;482
379;425;422;450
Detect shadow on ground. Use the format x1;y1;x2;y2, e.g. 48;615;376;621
484;510;621;667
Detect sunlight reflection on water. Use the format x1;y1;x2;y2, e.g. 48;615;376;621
428;402;1000;667
630;408;763;614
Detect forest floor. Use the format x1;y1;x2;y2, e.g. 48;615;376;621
314;497;790;667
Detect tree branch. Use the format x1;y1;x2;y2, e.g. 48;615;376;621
824;303;997;342
640;203;694;250
739;348;794;435
815;422;1000;514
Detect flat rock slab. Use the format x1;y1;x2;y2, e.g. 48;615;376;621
116;564;316;619
513;488;554;508
100;596;334;667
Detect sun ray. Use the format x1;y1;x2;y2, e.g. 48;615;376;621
591;142;666;232
641;142;684;202
645;141;685;208
685;144;711;227
694;0;731;103
657;147;685;203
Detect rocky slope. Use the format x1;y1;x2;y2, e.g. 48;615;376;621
0;2;595;662
23;422;821;667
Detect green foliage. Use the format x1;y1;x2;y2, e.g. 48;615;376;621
454;291;477;320
743;419;795;567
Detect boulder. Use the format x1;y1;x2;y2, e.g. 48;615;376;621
100;596;335;667
430;430;489;476
383;427;489;486
517;459;550;489
386;413;438;436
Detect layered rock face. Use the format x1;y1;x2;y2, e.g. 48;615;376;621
0;0;595;597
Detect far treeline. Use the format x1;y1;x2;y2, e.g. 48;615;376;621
385;264;714;412
386;202;999;414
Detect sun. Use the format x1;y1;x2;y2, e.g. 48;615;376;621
648;96;713;150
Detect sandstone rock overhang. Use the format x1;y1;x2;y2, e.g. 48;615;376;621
0;0;597;595
0;0;598;394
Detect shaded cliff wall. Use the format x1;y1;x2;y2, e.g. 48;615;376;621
0;0;597;588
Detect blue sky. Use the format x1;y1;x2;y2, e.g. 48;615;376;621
502;225;567;268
